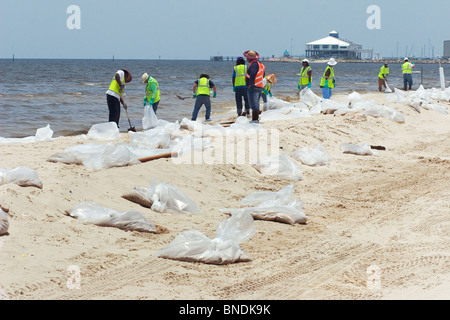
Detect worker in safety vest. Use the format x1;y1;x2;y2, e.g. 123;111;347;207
298;59;312;91
142;73;161;114
232;57;250;117
320;58;337;100
244;50;266;123
378;62;390;92
402;57;415;91
191;74;216;122
262;74;277;111
106;69;132;126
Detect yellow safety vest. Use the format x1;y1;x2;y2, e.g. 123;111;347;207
299;66;311;86
402;62;412;74
145;77;160;103
197;77;210;96
264;78;272;93
108;74;125;96
234;65;248;87
320;66;335;88
378;66;389;79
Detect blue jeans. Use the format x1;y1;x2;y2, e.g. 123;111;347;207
191;95;211;121
235;87;249;115
403;74;413;90
322;87;332;99
247;87;263;111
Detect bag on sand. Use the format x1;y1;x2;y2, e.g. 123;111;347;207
253;153;303;181
122;179;201;214
68;202;157;233
0;167;43;189
156;211;256;265
0;209;9;236
142;105;158;130
291;144;330;167
221;183;307;225
341;143;373;156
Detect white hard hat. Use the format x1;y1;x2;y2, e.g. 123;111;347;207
404;57;409;61
302;59;309;63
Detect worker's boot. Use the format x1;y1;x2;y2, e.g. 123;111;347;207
250;109;259;123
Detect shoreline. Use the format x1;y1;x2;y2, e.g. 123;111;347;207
264;57;450;64
1;90;449;300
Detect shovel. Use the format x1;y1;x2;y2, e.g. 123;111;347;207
121;97;136;132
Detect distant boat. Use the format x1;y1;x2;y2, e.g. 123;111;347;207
210;56;223;61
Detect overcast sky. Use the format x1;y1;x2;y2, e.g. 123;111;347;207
1;0;449;60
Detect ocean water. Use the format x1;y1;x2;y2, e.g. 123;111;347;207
1;59;448;138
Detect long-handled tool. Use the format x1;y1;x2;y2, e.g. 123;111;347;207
121;97;136;132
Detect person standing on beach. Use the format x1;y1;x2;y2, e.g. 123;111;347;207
244;50;266;123
378;62;390;92
142;73;161;114
232;57;250;117
191;74;216;122
262;74;277;111
320;58;337;99
402;57;415;91
298;59;312;91
106;69;132;127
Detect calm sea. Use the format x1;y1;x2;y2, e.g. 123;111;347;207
1;59;448;138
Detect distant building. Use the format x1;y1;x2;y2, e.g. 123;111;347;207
305;31;373;60
444;41;450;59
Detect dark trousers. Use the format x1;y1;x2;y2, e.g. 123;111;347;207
107;94;120;126
152;101;160;114
191;95;211;121
235;87;249;115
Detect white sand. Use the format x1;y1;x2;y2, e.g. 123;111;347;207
0;92;449;300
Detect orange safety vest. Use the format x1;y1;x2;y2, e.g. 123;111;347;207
246;61;266;88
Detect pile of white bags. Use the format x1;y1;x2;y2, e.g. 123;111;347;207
0;208;9;236
156;211;255;265
68;202;156;233
253;153;303;180
142;105;158;130
291;144;330;167
122;179;201;214
221;183;307;225
0;167;43;188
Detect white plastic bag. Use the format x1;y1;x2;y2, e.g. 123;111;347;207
222;184;307;225
69;202;156;233
142;105;158;130
0;209;9;236
156;211;255;264
83;122;120;141
341;143;373;156
122;179;202;214
291;144;330;166
35;124;54;142
0;167;43;189
253;153;303;180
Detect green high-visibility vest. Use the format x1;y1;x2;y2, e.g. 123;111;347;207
320;66;335;88
402;62;412;74
145;77;160;103
108;74;125;96
197;77;210;96
234;65;248;87
378;66;389;79
299;66;311;86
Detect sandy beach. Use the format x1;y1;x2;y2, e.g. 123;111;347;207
0;90;449;300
